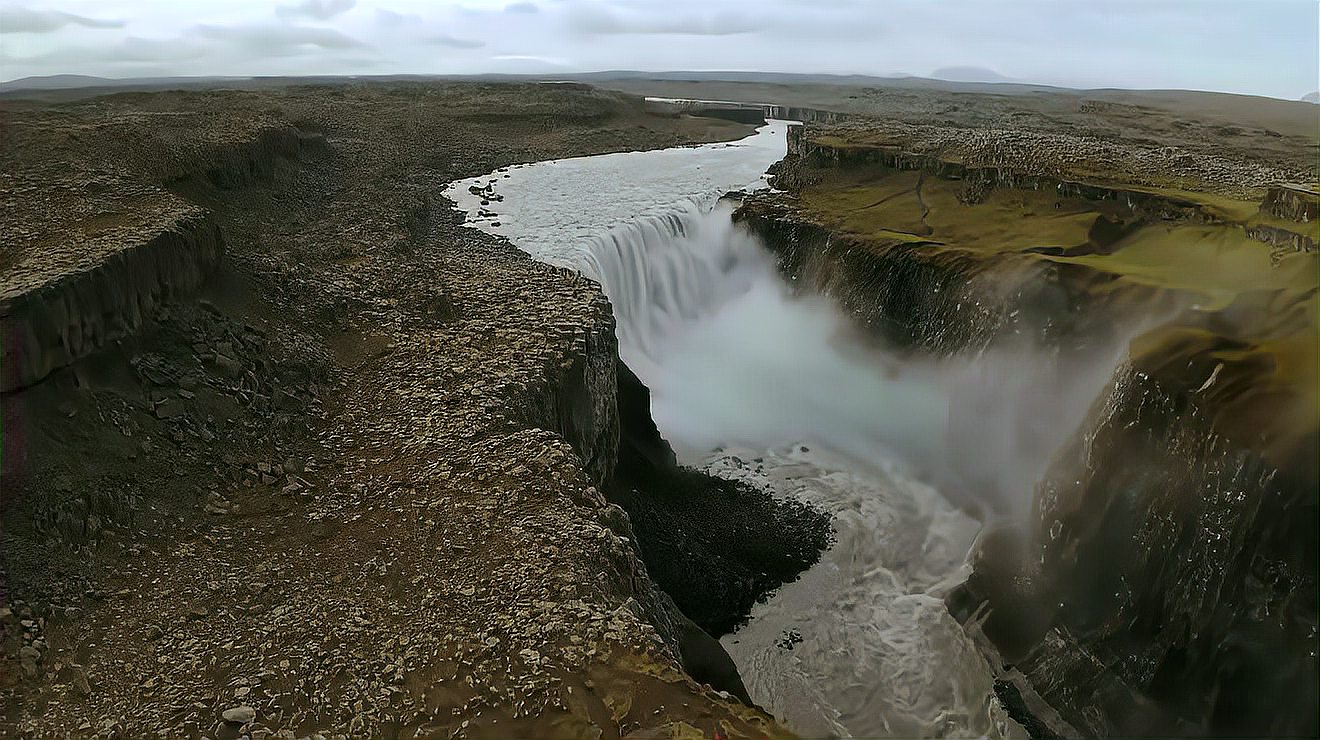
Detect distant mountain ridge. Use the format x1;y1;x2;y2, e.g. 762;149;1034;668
2;70;1315;105
929;66;1014;83
0;69;1067;99
0;73;247;92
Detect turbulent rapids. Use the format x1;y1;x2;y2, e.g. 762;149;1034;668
445;123;1037;737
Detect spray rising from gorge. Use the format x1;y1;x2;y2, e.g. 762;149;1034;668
586;198;1137;521
444;122;1136;736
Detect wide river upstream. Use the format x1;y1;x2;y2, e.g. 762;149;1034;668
445;122;1026;738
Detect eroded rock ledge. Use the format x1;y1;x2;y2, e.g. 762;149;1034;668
778;124;1317;252
1;207;222;392
735;120;1318;736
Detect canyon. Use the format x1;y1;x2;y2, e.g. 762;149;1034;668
1;77;1317;739
734;118;1317;735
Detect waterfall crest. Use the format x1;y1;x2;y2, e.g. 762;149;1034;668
577;199;777;375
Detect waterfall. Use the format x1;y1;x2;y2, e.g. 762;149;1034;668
576;199;777;376
572;196;1125;525
571;197;961;491
443;127;1035;738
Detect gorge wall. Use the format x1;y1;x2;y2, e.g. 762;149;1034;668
1;210;222;392
1;119;328;393
735;122;1319;736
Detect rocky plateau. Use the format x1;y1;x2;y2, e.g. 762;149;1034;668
0;82;823;739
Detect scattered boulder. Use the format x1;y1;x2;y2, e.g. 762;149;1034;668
220;706;256;724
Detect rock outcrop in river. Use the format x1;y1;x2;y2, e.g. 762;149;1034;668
735;118;1318;736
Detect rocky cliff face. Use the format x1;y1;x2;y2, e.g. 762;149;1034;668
735;198;1156;355
779;125;1318;253
736;121;1319;735
1;209;222;392
0;119;329;393
1018;363;1318;735
1260;184;1319;223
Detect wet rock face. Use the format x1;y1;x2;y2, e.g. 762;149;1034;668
610;356;832;638
614;359;678;477
1023;367;1319;736
750;202;1319;732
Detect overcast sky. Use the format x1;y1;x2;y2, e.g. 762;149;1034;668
1;0;1317;99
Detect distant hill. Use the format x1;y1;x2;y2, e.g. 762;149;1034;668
478;70;1066;96
0;74;248;93
3;70;1315;112
929;66;1014;84
0;74;114;91
1;69;1073;100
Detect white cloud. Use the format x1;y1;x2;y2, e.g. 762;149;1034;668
567;3;766;35
427;33;484;49
374;8;419;26
194;23;368;55
491;53;568;65
275;0;356;21
0;0;1314;99
0;7;123;32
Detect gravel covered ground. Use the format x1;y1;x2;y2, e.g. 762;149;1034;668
0;82;799;738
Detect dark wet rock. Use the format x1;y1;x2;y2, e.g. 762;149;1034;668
613;359;676;478
675;615;753;707
610;360;831;637
613;467;830;636
1007;366;1319;736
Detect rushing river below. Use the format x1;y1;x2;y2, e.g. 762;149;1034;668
444;122;1024;738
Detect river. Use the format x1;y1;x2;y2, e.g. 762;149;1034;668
444;122;1024;738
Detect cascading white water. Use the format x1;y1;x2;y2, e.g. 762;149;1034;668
577;199;772;377
442;122;1125;738
580;200;952;471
